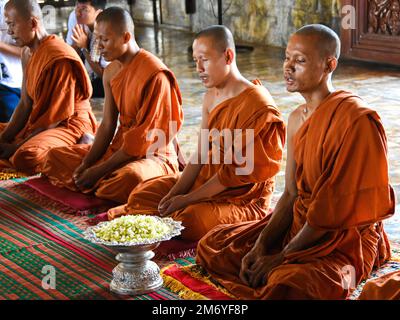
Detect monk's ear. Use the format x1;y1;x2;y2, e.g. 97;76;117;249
325;57;338;74
123;31;131;44
30;17;39;30
225;48;234;65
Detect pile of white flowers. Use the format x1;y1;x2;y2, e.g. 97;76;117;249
94;215;171;243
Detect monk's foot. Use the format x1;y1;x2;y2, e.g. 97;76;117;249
79;133;95;145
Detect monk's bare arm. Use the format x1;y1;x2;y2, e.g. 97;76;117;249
81;63;120;168
167;91;212;196
0;41;22;57
282;222;328;256
255;109;303;251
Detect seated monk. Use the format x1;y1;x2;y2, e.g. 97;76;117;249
42;7;183;204
358;271;400;300
196;24;395;299
0;0;97;175
107;25;286;242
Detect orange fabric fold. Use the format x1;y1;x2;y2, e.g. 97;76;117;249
43;49;183;204
107;82;286;241
0;35;96;174
196;90;394;299
359;271;400;300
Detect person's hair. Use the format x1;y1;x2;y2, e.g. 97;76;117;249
194;25;235;52
295;24;341;59
96;6;134;35
76;0;107;11
5;0;43;20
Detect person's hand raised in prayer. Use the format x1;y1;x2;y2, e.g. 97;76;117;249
71;24;89;50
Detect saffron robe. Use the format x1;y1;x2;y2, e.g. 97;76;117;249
42;49;183;204
107;82;286;241
0;35;97;175
196;90;395;299
359;271;400;300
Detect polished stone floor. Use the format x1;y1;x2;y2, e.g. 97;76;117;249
89;25;400;237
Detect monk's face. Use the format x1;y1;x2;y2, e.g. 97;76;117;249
192;36;231;89
283;34;330;94
95;21;128;61
4;6;35;47
75;2;100;25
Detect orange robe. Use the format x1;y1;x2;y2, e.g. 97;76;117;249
42;49;183;204
107;82;286;241
196;90;395;299
358;271;400;299
0;35;96;175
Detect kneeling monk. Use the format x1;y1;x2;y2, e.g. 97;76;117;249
0;0;97;175
107;25;286;241
42;7;183;204
196;24;395;299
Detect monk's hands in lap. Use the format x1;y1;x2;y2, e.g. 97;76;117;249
0;143;18;159
158;194;191;217
74;166;104;191
247;252;284;288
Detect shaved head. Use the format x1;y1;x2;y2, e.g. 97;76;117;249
294;24;341;59
194;25;235;52
5;0;43;20
96;7;134;35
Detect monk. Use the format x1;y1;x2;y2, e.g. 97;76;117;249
0;0;97;175
358;271;400;300
107;25;286;242
42;7;183;204
196;24;395;299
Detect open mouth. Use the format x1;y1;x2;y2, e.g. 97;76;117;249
284;74;295;85
199;75;208;82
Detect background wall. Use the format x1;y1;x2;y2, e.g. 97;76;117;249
131;0;342;48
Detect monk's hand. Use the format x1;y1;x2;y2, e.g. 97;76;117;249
246;252;285;289
74;166;104;191
0;143;18;159
159;195;191;217
71;24;89;50
73;162;89;182
21;46;32;70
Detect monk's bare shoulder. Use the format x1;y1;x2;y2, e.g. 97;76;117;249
201;89;216;129
203;89;216;114
103;61;123;84
288;104;306;139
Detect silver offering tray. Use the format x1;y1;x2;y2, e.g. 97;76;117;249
83;216;184;296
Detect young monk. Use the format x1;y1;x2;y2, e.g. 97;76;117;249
106;25;286;242
42;7;183;204
0;0;97;175
196;24;395;299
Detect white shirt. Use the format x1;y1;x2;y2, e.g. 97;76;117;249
0;0;22;88
66;10;108;80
